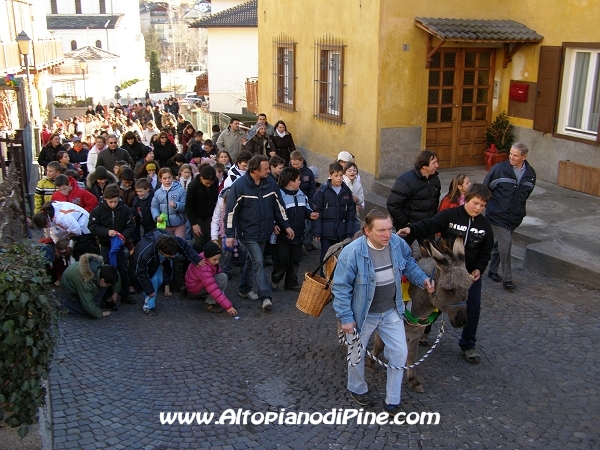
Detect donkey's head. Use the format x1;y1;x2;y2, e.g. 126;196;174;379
421;236;471;328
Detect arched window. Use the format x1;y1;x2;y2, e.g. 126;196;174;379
71;40;77;51
95;40;102;49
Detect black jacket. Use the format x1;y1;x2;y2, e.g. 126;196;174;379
38;143;66;168
67;147;90;177
270;133;295;165
299;162;316;204
85;170;119;201
132;190;156;239
88;198;135;246
387;168;441;229
152;139;177;168
132;229;200;296
407;205;494;274
96;147;134;172
122;140;147;163
185;175;218;225
312;180;356;241
483;160;536;230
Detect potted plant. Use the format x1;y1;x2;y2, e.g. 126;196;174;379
484;111;514;171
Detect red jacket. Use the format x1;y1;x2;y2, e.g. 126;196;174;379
51;176;99;213
185;252;232;310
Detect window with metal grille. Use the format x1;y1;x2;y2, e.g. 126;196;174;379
314;35;345;124
273;34;296;111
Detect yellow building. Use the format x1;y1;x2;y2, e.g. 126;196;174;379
258;0;600;195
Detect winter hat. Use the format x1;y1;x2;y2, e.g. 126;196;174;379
94;166;108;180
203;241;221;259
337;151;353;162
192;147;203;159
146;163;157;171
120;168;135;181
309;166;319;179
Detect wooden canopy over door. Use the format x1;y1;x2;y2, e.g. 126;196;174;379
426;49;495;168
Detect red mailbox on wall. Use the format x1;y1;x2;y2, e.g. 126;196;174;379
509;82;529;102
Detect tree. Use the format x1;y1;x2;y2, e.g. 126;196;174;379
149;51;162;93
143;26;162;62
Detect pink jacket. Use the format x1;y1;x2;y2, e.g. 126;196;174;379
185;252;232;310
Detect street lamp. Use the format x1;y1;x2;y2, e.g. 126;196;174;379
16;31;32;87
79;57;87;103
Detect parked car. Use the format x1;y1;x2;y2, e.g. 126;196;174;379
183;93;205;106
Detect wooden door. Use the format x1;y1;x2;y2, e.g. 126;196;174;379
426;49;495;168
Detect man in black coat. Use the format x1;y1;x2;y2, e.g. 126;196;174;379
185;164;218;248
386;150;441;245
96;135;134;173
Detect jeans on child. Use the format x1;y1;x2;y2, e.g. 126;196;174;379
143;265;163;311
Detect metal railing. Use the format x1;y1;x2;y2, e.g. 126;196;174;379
245;77;258;114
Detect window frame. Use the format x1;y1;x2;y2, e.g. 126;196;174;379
556;45;600;141
314;35;345;125
272;34;296;111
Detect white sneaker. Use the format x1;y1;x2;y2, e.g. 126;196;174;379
262;298;272;311
239;290;259;301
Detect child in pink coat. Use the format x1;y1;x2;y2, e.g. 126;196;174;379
185;242;238;315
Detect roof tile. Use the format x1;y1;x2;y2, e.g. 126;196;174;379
415;18;543;42
189;0;257;28
46;14;123;30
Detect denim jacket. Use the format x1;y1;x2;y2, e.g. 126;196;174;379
332;234;429;333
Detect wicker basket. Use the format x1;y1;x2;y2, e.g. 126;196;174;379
296;272;333;317
324;255;338;279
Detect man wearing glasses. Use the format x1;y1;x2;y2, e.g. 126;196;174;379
96;134;134;173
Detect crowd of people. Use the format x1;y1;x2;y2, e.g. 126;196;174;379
34;108;369;319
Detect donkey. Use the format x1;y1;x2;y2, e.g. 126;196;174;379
369;236;471;393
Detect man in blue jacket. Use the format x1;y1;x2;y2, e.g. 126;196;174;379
483;142;536;290
225;155;293;312
332;209;434;415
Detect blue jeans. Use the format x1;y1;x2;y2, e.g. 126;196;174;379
239;239;271;300
347;308;407;406
143;265;163;311
459;277;482;351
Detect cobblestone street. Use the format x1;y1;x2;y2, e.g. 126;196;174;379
49;250;600;449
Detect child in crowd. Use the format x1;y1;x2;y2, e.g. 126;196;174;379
132;230;201;315
223;150;252;190
187;130;205;162
290;151;317;251
34;161;61;213
312;162;357;264
439;173;470;212
52;174;98;213
132;178;156;243
271;167;319;292
151;167;187;239
86;166;119;201
32;201;90;243
178;164;194;190
342;162;365;233
171;153;186;177
113;160;130;179
214;162;226;193
88;184;136;306
185;241;238;315
216;150;232;170
202;139;217;160
57;150;76;172
136;161;159;190
118;168;136;207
